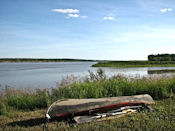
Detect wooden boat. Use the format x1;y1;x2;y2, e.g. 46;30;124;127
46;94;154;120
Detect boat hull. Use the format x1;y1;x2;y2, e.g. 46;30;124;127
46;94;154;119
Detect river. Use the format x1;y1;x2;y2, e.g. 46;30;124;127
0;62;175;89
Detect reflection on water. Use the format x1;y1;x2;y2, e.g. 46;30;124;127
0;62;175;89
148;69;175;74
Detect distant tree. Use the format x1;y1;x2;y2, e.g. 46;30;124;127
148;54;175;61
148;55;155;61
171;54;175;61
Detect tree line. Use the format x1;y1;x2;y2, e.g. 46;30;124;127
148;54;175;61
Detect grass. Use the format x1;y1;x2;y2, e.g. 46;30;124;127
92;61;175;68
51;70;175;100
0;88;50;115
0;70;175;130
0;96;174;130
0;70;175;115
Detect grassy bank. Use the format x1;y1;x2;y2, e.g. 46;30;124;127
0;96;175;130
92;61;175;68
0;88;50;115
0;71;175;130
0;70;175;115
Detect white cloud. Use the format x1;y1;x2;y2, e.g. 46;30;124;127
51;8;88;19
160;8;173;12
103;16;115;20
160;8;167;12
67;14;79;18
167;8;173;12
103;13;115;20
81;15;87;19
51;9;79;14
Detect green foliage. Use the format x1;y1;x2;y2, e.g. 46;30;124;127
148;54;175;61
4;89;50;111
0;103;7;115
52;71;175;100
1;69;175;115
92;60;175;68
0;92;7;115
6;95;46;111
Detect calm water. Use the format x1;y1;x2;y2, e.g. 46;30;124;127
0;62;175;89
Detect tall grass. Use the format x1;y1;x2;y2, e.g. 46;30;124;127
52;73;175;100
0;88;50;115
0;91;7;115
6;89;50;110
0;69;175;115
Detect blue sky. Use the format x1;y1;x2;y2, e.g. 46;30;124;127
0;0;175;60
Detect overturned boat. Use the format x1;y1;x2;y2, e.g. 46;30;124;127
46;94;154;121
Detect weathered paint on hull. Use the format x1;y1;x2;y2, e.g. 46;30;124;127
46;94;154;119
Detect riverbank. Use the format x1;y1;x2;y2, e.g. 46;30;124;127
1;71;175;114
0;71;175;130
92;61;175;68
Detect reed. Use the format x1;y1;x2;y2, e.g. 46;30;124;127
52;70;175;100
1;88;50;112
0;69;175;114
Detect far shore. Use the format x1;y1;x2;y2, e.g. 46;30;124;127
1;58;175;69
92;61;175;68
0;58;97;63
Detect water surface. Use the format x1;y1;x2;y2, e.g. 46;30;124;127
0;62;175;89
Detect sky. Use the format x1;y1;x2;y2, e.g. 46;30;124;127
0;0;175;60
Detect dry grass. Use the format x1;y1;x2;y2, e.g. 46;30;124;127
0;97;175;131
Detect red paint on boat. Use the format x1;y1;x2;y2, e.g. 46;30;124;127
54;102;149;118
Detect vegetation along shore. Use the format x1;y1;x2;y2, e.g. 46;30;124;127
92;54;175;68
92;60;175;68
0;70;175;130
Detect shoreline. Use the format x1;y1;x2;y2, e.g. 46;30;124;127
0;72;175;130
92;61;175;68
0;58;97;63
